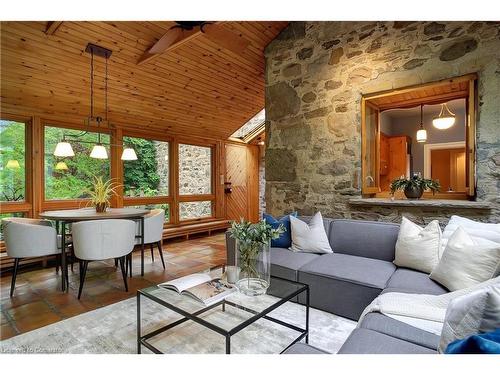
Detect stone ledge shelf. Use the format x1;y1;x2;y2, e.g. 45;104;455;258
348;198;492;210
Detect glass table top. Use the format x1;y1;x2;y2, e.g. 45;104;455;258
139;269;307;333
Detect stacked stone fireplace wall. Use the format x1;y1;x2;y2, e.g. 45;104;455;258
264;21;500;225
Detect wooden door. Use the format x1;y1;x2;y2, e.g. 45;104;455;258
225;143;259;222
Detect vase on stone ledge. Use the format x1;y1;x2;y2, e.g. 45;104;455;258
235;239;271;296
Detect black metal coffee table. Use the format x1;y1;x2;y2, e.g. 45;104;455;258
137;275;309;354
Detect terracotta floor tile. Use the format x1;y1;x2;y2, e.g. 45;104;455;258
1;322;18;340
7;300;53;321
12;311;62;333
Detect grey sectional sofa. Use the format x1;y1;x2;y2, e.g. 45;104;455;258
226;217;448;354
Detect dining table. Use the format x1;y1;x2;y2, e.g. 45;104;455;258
39;207;151;292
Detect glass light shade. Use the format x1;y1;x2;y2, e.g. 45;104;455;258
54;141;75;157
416;128;427;143
55;161;68;170
90;144;108;159
121;147;137;161
432;116;455;129
6;159;20;169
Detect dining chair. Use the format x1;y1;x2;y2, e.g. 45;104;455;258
3;218;60;297
135;209;166;269
72;219;135;299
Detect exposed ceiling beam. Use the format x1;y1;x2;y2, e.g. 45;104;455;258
45;21;63;35
137;28;200;65
137;22;250;66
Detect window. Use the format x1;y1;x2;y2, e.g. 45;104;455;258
361;74;477;198
0;120;26;202
179;144;212;195
123;136;169;197
178;143;213;220
44;126;110;200
127;204;170;223
179;201;212;220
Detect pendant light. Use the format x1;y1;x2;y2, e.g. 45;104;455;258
53;43;136;161
432;102;456;130
416;104;427;143
53;140;75;157
6;160;20;169
121;147;138;161
55;161;69;170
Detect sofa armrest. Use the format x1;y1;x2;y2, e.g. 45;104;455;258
225;230;236;266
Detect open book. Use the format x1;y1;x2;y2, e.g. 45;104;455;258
158;273;236;306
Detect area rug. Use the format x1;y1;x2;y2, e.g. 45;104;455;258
0;293;356;354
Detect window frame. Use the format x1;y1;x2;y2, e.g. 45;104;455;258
41;119;112;210
360;74;477;199
0;114;33;217
176;139;216;223
121;130;173;224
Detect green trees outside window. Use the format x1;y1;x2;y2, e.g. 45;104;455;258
44;126;111;200
0;120;26;202
123;136;169;197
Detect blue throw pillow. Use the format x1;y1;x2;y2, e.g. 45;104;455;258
263;212;297;248
445;328;500;354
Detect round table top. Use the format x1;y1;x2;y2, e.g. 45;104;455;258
39;207;151;221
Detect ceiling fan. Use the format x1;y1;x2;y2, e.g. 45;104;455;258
137;21;251;65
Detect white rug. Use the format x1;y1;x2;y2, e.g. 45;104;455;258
0;294;356;354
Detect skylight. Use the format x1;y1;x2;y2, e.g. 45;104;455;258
230;109;265;141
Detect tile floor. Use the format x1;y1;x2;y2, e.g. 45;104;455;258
0;232;226;340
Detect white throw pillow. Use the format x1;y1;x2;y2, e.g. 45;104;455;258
439;283;500;353
430;227;500;291
393;217;442;274
441;216;500;256
289;212;333;254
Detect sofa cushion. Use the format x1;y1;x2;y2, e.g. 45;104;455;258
329;219;399;262
297;215;334;240
270;247;320;281
282;342;329;354
264;212;297;248
298;253;396;320
300;253;396;289
338;328;436;354
360;312;440;350
290;212;333;254
386;268;448;295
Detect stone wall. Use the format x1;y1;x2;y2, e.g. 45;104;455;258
155;142;212;219
264;21;500;225
259;144;266;217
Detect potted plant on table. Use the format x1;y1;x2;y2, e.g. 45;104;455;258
228;219;285;296
85;176;121;212
390;174;440;200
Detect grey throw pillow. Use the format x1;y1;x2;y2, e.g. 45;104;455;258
439;283;500;353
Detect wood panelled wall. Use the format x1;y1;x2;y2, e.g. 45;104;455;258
0;105;261;271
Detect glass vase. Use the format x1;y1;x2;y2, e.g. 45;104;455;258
235;239;271;296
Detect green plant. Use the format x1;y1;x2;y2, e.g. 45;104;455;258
228;220;285;279
85;176;121;210
390;175;440;195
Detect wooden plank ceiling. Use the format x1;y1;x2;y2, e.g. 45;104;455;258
0;21;288;139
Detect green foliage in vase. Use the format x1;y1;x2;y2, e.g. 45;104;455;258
228;220;285;279
390;175;441;195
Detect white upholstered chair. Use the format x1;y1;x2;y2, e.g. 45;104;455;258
135;209;166;269
72;219;135;299
3;218;60;297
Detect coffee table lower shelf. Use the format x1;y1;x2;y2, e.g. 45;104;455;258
137;280;309;354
